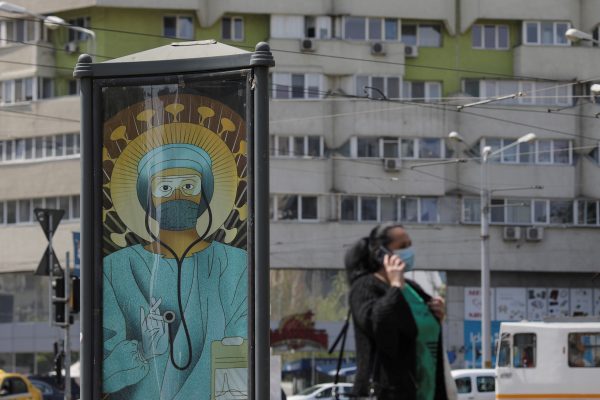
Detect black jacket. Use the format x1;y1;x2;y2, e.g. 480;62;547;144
349;274;448;400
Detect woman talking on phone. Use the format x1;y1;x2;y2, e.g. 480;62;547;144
345;223;455;400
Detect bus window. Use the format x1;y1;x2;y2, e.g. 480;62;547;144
513;333;536;368
476;376;495;392
568;332;600;368
455;377;472;394
497;337;510;367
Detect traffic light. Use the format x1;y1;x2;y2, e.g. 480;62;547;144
53;341;64;390
52;277;66;324
70;275;80;314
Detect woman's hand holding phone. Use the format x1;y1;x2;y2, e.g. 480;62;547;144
383;254;405;289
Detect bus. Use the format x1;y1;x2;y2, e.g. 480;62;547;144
495;319;600;400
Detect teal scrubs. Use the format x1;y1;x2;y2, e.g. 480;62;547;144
404;285;440;400
102;241;247;400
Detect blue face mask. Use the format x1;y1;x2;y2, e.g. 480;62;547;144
393;247;415;272
152;199;201;231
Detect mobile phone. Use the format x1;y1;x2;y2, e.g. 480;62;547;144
376;245;393;265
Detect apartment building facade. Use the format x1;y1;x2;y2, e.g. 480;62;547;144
0;0;599;372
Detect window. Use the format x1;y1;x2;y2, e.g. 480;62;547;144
343;17;400;41
401;138;415;158
222;17;243;41
497;334;511;367
0;134;79;164
272;195;318;221
476;376;495;392
355;76;402;99
483;138;572;165
401;23;442;47
344;16;366;40
465;80;572;106
6;201;16;224
419;138;442;158
351;137;445;159
524;21;570;46
270;135;323;158
418;24;442;47
380;197;398;221
403;81;442;102
356;137;380;158
568;333;600;368
420;197;438;222
272;73;322;99
491;199;505;223
341;196;358;221
67;17;91;41
455;377;472;394
506;199;531;224
472;24;509;50
163;16;193;40
401;197;439;223
361;197;378;221
463;198;481;223
382;139;399;158
550;200;573;224
0;18;41;45
534;200;549;224
577;200;599;226
513;333;536;368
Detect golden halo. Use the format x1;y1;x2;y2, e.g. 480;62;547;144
110;122;238;241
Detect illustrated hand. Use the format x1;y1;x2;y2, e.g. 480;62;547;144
383;254;405;289
428;297;446;321
140;297;169;360
103;340;149;392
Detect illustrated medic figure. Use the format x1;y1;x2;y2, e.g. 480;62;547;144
102;143;248;400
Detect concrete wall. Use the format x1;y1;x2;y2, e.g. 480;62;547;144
514;45;600;81
460;0;580;33
269;222;600;273
0;41;55;81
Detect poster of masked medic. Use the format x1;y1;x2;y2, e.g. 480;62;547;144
99;74;249;400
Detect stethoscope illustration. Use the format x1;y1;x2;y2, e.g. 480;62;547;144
144;187;213;371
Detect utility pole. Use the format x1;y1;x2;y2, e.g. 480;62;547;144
34;208;77;400
64;252;72;400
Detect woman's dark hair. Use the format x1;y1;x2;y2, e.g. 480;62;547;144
344;223;404;284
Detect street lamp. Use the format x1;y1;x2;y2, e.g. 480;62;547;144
449;131;536;368
565;28;599;45
0;1;96;59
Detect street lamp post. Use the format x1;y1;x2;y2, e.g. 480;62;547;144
0;1;96;59
450;131;536;368
565;28;600;45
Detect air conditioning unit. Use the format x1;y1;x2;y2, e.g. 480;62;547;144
526;226;544;241
371;42;385;56
383;158;401;172
405;45;419;58
65;41;79;54
503;226;522;241
300;38;316;52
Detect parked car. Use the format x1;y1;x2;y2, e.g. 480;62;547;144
451;369;495;400
288;383;353;400
0;369;42;400
27;376;80;400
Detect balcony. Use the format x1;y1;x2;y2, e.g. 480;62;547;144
460;0;579;32
0;42;54;81
514;45;600;81
270;38;406;76
332;158;449;196
458;162;577;198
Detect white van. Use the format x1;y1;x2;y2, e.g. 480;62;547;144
495;320;600;400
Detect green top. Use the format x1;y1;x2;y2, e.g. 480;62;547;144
404;285;440;400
